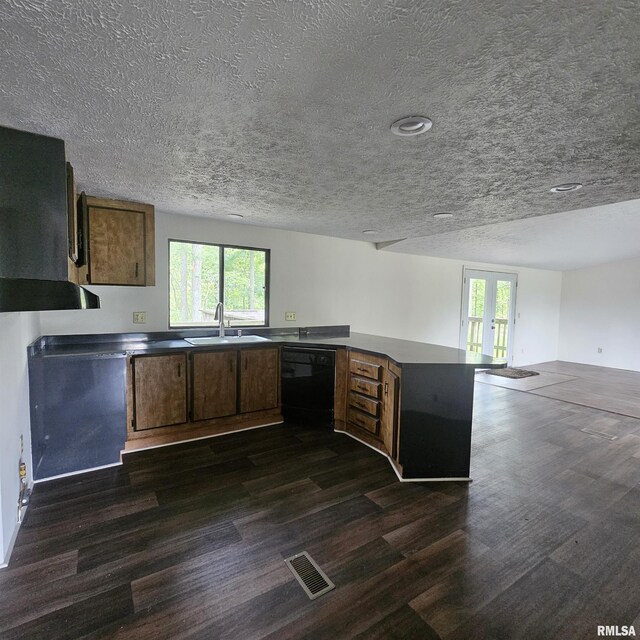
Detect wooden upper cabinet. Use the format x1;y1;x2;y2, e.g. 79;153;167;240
240;348;279;414
192;350;237;421
133;354;187;430
79;196;155;286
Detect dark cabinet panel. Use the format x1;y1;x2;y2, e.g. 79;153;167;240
29;354;126;480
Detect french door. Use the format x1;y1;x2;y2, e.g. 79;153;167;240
460;269;517;362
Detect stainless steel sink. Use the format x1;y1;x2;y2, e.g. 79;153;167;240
184;335;272;346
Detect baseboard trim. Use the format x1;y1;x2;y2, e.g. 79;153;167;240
0;504;28;569
33;461;123;484
121;420;284;456
334;428;472;483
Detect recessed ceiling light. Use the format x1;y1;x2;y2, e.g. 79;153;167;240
433;212;454;219
362;229;379;235
227;213;244;218
550;183;583;193
390;115;433;137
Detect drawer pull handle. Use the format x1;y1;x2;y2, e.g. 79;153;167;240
385;382;389;395
357;385;366;391
177;363;181;377
229;359;233;373
135;262;139;278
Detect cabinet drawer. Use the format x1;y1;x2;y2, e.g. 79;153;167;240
349;358;381;381
349;376;381;399
348;408;379;435
348;392;380;417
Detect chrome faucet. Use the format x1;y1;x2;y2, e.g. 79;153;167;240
214;301;225;337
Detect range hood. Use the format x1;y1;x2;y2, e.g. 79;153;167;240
0;125;100;312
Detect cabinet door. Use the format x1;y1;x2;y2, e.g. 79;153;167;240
133;354;187;430
380;366;399;457
88;206;146;285
240;348;279;413
192;350;237;421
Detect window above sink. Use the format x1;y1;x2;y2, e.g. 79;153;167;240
169;240;270;329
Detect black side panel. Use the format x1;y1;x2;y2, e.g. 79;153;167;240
399;364;476;478
0;278;100;311
0;125;67;281
29;354;127;480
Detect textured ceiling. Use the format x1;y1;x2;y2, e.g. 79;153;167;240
382;198;640;271
1;0;639;263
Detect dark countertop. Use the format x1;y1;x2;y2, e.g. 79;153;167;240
29;326;505;368
271;333;504;366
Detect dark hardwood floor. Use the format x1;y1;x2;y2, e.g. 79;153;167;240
2;381;640;639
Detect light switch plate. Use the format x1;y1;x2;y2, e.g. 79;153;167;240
285;311;297;321
133;311;147;324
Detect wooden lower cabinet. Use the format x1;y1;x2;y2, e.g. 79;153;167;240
132;353;188;430
127;346;281;446
380;365;400;458
345;350;400;458
240;348;279;413
192;350;237;421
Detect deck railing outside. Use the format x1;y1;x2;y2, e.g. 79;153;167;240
467;317;509;358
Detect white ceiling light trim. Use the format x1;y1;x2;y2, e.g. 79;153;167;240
550;183;583;193
390;116;433;137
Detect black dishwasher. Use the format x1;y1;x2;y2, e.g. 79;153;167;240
281;347;335;427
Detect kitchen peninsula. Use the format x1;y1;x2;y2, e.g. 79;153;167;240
28;326;504;483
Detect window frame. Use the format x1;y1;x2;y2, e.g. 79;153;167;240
167;238;271;329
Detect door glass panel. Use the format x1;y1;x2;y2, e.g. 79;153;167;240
493;280;512;358
462;270;516;362
466;278;486;353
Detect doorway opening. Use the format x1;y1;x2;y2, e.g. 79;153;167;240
460;269;517;363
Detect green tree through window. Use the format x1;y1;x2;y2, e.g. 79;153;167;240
169;240;268;328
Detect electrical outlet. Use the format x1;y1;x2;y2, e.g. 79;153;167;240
597;347;603;353
285;311;297;321
133;311;147;324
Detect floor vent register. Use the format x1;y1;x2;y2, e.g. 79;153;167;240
284;552;335;600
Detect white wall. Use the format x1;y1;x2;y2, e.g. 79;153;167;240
0;311;40;566
559;256;640;371
41;211;562;366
